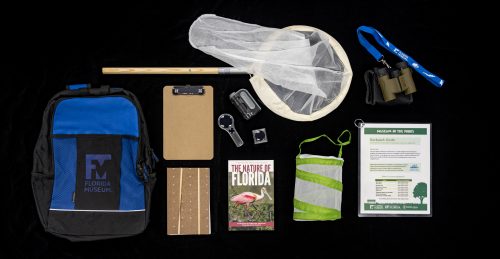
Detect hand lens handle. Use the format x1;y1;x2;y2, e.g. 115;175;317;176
229;128;244;147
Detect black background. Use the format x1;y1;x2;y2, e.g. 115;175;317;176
4;0;473;257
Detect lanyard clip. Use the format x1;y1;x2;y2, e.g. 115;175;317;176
379;58;391;68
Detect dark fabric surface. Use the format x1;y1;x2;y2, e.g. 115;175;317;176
4;0;472;257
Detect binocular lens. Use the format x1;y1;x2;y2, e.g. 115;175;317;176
395;61;408;69
375;67;388;77
390;69;401;78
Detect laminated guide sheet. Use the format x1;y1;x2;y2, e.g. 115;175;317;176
167;168;211;235
358;123;432;217
163;85;214;160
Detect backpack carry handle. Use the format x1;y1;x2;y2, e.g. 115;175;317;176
67;84;112;95
89;85;110;95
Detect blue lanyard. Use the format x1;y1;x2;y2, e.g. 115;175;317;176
357;26;444;88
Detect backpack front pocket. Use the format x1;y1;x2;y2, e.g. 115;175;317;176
50;135;143;211
74;135;122;210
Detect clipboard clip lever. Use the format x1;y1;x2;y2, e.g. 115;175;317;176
173;86;205;95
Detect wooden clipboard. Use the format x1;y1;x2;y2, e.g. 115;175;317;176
163;85;214;160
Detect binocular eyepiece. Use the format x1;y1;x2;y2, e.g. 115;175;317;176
375;61;417;102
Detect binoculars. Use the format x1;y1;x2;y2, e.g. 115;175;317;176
375;62;417;102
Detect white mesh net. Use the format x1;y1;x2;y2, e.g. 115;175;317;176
189;14;352;121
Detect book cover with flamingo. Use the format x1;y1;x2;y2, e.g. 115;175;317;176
228;160;274;231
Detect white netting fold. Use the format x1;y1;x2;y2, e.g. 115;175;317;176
189;14;351;118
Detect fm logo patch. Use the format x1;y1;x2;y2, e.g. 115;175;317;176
84;154;112;193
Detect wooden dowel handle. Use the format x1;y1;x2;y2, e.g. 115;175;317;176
102;67;221;74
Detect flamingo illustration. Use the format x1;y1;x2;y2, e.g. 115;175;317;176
230;187;272;220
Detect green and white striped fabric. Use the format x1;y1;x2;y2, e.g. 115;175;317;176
293;131;351;221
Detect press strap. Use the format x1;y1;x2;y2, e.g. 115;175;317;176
297;130;351;158
357;26;444;88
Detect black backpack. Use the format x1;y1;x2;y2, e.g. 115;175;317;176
31;84;157;241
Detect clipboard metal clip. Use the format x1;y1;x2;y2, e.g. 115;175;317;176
173;86;205;95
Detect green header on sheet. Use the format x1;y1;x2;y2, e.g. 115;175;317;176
364;128;427;135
